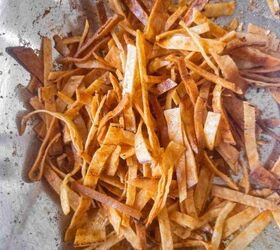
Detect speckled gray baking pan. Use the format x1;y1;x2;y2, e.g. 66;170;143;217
0;1;280;249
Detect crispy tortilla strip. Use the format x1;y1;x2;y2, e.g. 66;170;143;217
136;30;161;154
150;95;170;147
123;44;139;95
135;120;153;164
178;58;199;105
180;21;219;75
212;185;280;211
250;166;280;190
223;206;260;239
96;0;108;24
164;108;187;202
194;166;213;215
192;9;227;37
147;141;185;225
203;152;238;190
84;145;116;188
169;211;199;230
150;78;177;96
21;110;83;153
204;112;221;150
125;157;138;207
183;0;209;25
225;211;272;250
211;51;247;91
85;96;106;152
124;0;148;25
91;233;124;250
6;47;44;83
165;5;187;31
216;142;240;173
194;84;209;149
212;85;236;145
157;31;225;53
185;59;242;94
180;97;198;153
230;47;280;68
243;102;259;170
103;125;135;146
144;0;170;41
76;14;123;57
44;166;80;211
158;207;173;250
182;126;198;188
211;202;236;249
203;1;235;17
98;95;129;132
72;182;142;220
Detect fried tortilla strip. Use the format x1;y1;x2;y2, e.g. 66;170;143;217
6;47;44;83
178;57;199;105
157;31;225;53
165;5;188;31
135;120;153;164
123;44;139;95
150;95;169;147
124;0;148;25
146;141;185;225
223;206;260;239
216;142;240;173
180;21;219;75
164;108;187;202
180;97;198;153
84;145;116;187
183;0;209;25
192;9;227;37
96;0;108;24
204;111;221;150
158;207;173;250
211;51;247;91
76;14;123;57
225;211;272;250
72;182;142;220
144;0;170;41
136;30;161;154
21;110;83;153
203;1;236;17
150;78;177;96
185;59;242;94
203;152;238;190
211;202;236;249
194;166;213;215
169;211;199;230
243;102;259;170
103;125;135;146
212;185;280;211
212;85;236;145
44;166;80;211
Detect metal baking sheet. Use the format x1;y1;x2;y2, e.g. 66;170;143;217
0;1;280;249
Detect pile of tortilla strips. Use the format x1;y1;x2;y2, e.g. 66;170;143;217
7;0;280;249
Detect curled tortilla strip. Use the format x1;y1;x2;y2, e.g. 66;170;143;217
21;110;83;153
72;182;142;220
